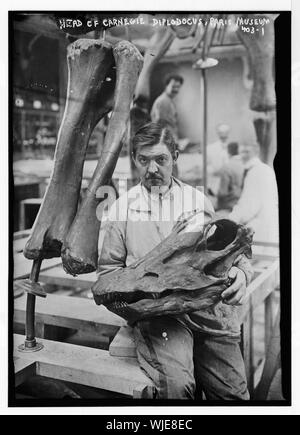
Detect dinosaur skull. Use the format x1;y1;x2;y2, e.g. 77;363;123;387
92;218;253;324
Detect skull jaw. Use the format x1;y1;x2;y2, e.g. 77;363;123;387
103;282;228;324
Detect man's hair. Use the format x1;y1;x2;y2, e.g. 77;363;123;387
216;123;230;132
164;73;184;87
227;142;239;156
132;121;177;157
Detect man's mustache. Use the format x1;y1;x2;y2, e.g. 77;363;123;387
145;175;163;180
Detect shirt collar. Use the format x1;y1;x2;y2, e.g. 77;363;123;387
215;140;228;148
129;177;181;212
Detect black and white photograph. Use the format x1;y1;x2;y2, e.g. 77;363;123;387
8;7;291;409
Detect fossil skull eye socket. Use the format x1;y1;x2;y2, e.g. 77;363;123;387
206;224;217;240
205;220;239;251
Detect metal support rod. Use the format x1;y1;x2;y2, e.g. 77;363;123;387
24;258;42;348
202;68;207;195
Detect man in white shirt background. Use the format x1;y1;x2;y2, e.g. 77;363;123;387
150;74;189;152
150;74;183;142
229;141;279;246
217;141;244;212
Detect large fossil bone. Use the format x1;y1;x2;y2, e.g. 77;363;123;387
92;217;253;324
237;14;277;112
24;39;115;260
62;41;143;275
236;14;277;164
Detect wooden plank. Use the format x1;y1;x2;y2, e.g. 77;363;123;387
252;244;279;259
13;253;62;279
250;261;279;310
19;200;25;231
109;326;136;358
39;265;97;290
252;256;275;273
51;288;76;296
267;368;284;400
265;293;275;351
254;358;265;389
238;259;279;322
14;357;36;387
13;230;31;241
66;330;110;350
14;293;126;339
254;310;281;400
251;256;275;269
13;334;155;398
252;254;278;263
240;299;254;396
35;322;45;338
254;267;270;274
253;241;279;248
20;198;43;205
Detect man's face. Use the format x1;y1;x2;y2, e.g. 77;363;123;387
165;79;182;98
133;143;178;191
240;145;254;164
217;125;230;143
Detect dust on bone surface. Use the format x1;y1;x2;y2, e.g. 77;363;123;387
67;38;110;60
114;40;140;58
92;217;253;322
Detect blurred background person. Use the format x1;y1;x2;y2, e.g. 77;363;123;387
151;73;184;141
151;73;189;152
229;141;278;245
217;142;244;213
151;73;189;177
207;123;231;206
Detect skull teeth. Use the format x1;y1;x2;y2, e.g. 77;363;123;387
152;293;160;299
100;291;161;306
112;301;128;310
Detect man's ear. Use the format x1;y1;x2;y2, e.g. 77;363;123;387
173;150;179;163
132;152;137;166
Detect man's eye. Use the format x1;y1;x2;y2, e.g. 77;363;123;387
156;157;167;165
139;158;147;165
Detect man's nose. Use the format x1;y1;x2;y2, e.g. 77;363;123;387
147;160;159;173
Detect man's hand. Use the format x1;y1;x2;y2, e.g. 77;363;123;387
172;210;199;233
221;266;247;306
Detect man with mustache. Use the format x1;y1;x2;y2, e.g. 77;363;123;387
98;122;253;400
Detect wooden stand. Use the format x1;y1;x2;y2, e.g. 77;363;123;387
13;232;281;400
